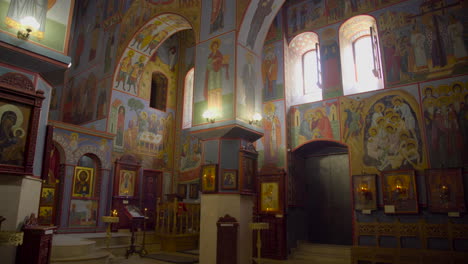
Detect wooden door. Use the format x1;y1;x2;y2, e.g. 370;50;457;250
142;170;163;230
305;154;352;245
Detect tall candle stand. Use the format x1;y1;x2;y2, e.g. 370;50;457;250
102;210;119;249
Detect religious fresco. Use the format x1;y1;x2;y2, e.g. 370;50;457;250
0;0;73;53
317;26;343;99
108;91;175;170
113;15;191;96
69;199;98;227
138;33;180;108
263;42;284;102
193;32;235;125
237;47;262;122
264;13;283;45
239;0;282;52
420;75;468;168
52;128;113;168
62;72;98;124
287;0;326;37
200;0;235;42
180;130;202;172
256;100;286;169
372;0;468;87
290;99;340;149
339;85;427;174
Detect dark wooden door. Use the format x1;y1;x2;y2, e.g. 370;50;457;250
142;170;162;230
305;154;352;245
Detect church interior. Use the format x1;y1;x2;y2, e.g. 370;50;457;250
0;0;468;263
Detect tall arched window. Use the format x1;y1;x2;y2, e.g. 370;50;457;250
289;32;322;105
150;72;168;111
182;68;194;129
339;15;383;95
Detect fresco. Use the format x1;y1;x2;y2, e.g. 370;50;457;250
53;128;113;168
180;130;202;172
317;26;343;99
108;91;175;170
200;0;235;41
420;75;468;168
256;100;286;169
264;10;282;45
290;99;340;149
237;47;261;122
263;42;284;101
62;72;98;124
372;0;468;87
193;32;235;125
239;0;282;52
138;33;180;108
69;199;98;227
113;15;191;96
340;86;427;173
0;0;73;53
287;0;326;37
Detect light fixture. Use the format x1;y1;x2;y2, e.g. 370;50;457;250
249;112;262;125
202;110;217;123
17;16;40;40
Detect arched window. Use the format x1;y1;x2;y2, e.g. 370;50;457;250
150;72;168;111
289;32;322;105
182;68;194;129
339;15;383;95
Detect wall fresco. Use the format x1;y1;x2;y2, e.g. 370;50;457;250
263;42;285;101
237;47;262;122
200;0;235;42
339;86;427;174
108;91;175;170
256;100;286;169
62;72;98;124
193;32;235;125
0;0;73;53
180;130;202;172
373;0;468;87
420;75;468;168
290;99;340;149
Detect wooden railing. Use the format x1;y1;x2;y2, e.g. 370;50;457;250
352;219;468;263
155;198;200;235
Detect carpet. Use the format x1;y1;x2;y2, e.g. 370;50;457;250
178;249;199;256
144;253;198;263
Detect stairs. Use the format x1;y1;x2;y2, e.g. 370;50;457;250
50;231;161;264
290;242;351;264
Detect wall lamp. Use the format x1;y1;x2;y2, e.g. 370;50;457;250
17;16;40;40
249;113;262;125
202;110;217;123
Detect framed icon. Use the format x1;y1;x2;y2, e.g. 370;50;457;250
200;164;218;193
221;169;238;190
352;174;377;211
382;170;418;214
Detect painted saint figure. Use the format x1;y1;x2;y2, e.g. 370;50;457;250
241;52;256;116
6;0;51;36
210;0;225;33
262;46;278;100
246;0;274;49
115;50;135;89
262;102;281;165
204;39;229;112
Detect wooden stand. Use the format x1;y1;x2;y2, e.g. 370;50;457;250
250;222;269;264
16;214;56;264
216;215;239;264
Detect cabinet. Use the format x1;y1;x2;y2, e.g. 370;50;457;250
16;225;57;264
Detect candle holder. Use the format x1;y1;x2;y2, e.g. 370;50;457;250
102;210;119;249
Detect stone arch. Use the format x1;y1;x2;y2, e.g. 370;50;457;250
112;13;194;96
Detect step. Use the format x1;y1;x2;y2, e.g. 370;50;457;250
296;242;351;257
51;249;110;264
52;235;97;259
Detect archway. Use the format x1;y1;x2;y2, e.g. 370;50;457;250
290;140;352;245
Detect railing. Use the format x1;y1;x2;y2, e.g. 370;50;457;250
155;198;200;235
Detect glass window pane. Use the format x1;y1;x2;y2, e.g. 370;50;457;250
303;50;318;95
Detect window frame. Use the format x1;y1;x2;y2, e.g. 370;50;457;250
149;71;168;112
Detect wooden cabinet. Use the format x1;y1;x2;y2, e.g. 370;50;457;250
16;225;56;264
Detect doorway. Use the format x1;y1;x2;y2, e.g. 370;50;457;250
290;141;352;245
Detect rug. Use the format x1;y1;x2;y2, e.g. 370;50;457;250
178;249;199;256
144;253;198;263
